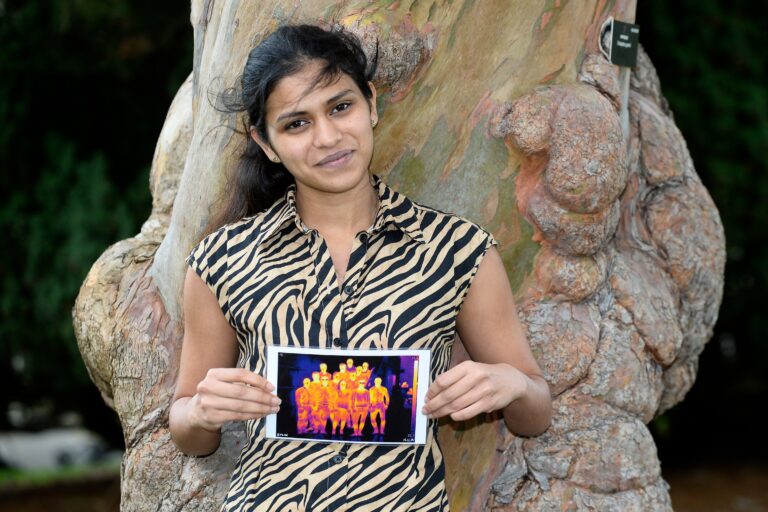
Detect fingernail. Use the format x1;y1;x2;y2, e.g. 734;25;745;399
272;406;279;413
267;383;275;391
272;397;281;405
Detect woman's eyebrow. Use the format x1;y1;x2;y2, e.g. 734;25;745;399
275;89;354;123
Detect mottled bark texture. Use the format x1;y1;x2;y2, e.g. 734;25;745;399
73;1;725;510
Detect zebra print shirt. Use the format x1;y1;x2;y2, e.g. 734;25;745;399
187;173;497;511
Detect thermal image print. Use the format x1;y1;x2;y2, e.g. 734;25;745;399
265;347;431;445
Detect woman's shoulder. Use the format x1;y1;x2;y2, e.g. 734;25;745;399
219;212;267;237
375;174;493;244
192;209;272;252
406;197;494;244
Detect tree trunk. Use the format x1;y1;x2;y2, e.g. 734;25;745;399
73;1;725;510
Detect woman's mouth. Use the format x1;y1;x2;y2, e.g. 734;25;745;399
316;150;353;167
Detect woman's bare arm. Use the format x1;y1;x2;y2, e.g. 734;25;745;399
422;246;552;437
169;268;279;456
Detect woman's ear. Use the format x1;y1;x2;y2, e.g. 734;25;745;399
249;126;280;163
367;81;379;126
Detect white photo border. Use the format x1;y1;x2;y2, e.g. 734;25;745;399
265;346;431;445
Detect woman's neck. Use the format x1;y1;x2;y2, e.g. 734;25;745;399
294;175;379;236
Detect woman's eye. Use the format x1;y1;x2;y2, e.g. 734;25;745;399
283;103;350;130
332;102;352;114
286;120;307;130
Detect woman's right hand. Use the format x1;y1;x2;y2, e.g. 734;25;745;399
189;368;281;432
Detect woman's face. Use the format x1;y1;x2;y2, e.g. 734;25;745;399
253;60;378;195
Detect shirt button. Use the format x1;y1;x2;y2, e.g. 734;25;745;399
359;232;369;242
333;338;341;347
332;455;344;464
343;285;354;295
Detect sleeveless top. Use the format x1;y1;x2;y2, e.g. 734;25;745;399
186;174;498;511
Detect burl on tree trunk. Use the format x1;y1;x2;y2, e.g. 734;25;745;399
73;1;725;510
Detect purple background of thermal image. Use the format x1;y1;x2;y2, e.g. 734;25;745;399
273;352;419;443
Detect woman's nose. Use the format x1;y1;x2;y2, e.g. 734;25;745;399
313;117;342;148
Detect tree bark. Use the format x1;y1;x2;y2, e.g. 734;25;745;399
73;1;725;510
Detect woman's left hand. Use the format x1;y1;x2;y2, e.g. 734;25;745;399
422;360;527;421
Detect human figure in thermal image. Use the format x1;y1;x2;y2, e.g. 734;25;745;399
346;358;355;374
319;362;332;381
331;373;341;392
333;362;349;386
331;379;352;436
369;377;390;435
401;381;413;409
359;361;372;385
311;374;333;435
295;378;312;434
307;372;322;432
309;371;321;393
351;379;370;437
353;365;365;387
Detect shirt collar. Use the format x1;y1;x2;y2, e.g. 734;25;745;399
260;174;426;244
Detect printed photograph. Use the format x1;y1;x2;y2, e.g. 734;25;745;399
265;347;430;445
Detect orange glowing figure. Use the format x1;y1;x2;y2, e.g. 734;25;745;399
359;361;372;386
295;377;312;434
369;377;390;435
351;379;370;436
318;363;332;382
333;362;350;387
330;379;352;435
311;374;332;434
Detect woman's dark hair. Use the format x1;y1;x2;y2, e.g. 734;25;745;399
204;24;378;237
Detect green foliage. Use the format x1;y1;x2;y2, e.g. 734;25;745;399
1;134;150;392
0;0;191;437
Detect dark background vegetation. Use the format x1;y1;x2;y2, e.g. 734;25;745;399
0;0;764;468
0;1;192;448
637;1;768;467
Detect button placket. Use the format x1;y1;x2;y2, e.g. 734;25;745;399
340;230;375;316
311;229;374;351
306;229;334;349
309;232;346;350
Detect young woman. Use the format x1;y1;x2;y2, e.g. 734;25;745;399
169;24;551;511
